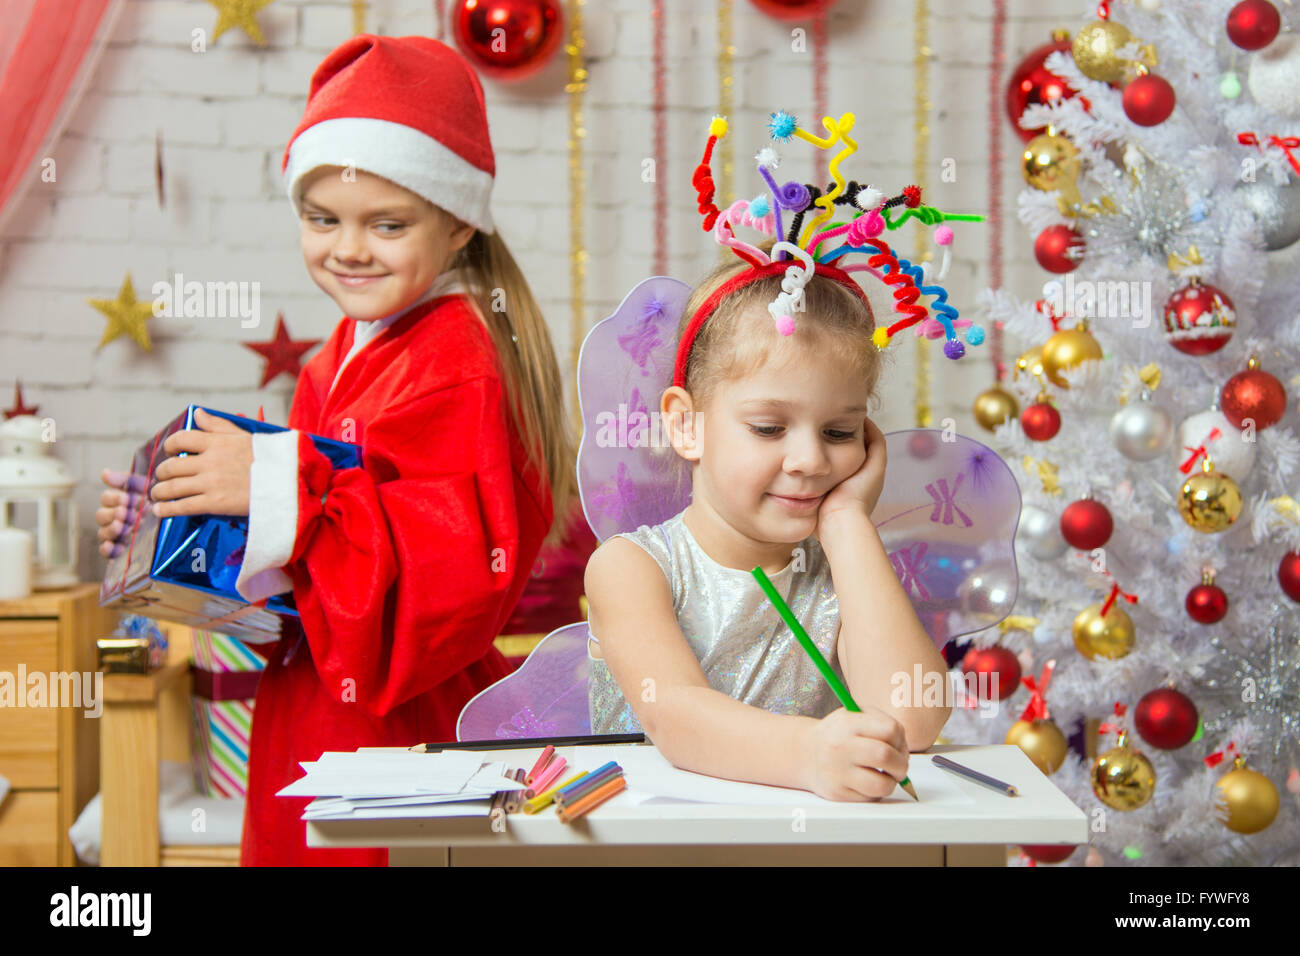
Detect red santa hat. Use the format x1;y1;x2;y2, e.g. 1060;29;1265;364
282;34;496;234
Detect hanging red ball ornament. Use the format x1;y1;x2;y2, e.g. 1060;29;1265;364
1020;843;1079;864
1219;358;1287;430
1006;32;1081;142
960;645;1022;701
451;0;564;81
1021;398;1061;441
1226;0;1281;51
1163;281;1236;355
748;0;834;19
1034;224;1084;273
1060;497;1113;550
1185;571;1229;624
1123;72;1176;126
1135;687;1199;750
1280;552;1300;602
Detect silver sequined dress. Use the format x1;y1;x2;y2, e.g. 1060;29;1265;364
587;508;845;737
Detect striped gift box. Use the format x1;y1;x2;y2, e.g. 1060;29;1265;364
189;629;264;799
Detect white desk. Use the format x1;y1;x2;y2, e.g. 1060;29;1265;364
306;743;1088;866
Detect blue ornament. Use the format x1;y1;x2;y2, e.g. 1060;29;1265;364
1188;199;1209;223
768;111;798;142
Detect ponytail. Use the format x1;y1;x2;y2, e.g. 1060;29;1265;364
452;230;577;551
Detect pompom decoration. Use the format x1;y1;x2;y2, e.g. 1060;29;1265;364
966;325;986;346
944;339;965;359
1279;551;1300;603
1219;358;1287;430
1060;497;1113;551
1134;688;1199;750
934;225;954;245
1226;0;1281;51
767;110;798;141
855;185;884;209
1034;224;1084;273
1122;73;1176;127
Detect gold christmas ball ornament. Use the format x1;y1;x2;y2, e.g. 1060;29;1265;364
1092;732;1156;811
973;385;1020;432
1073;603;1136;660
1006;718;1069;775
1213;755;1279;834
1072;20;1135;84
1177;458;1244;533
1015;346;1047;383
1022;132;1082;193
1041;324;1104;389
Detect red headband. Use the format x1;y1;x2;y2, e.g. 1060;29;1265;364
671;260;873;389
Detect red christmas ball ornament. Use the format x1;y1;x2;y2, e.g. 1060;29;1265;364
1226;0;1281;51
1280;551;1300;602
1020;843;1078;864
1020;399;1061;441
452;0;564;81
1060;497;1113;550
1123;72;1176;126
1219;358;1287;430
961;645;1022;701
1034;224;1084;273
748;0;833;19
1163;281;1236;356
1006;33;1081;142
1185;571;1229;624
908;430;939;459
1134;687;1199;750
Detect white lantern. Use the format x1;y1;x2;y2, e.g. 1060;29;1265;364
0;415;79;589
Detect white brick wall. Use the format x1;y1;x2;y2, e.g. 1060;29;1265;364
0;0;1084;583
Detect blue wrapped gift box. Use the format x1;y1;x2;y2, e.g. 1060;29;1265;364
99;405;361;642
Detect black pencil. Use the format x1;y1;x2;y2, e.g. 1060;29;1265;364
931;754;1018;796
408;733;646;753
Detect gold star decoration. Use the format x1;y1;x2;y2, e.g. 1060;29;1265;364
89;272;156;352
207;0;274;46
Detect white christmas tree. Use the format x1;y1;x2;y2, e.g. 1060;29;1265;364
948;0;1300;866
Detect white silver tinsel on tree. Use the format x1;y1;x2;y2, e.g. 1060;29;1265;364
952;0;1300;867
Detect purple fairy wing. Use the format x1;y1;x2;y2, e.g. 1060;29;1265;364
872;430;1022;648
577;276;694;541
456;623;593;741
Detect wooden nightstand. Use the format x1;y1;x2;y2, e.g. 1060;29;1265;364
0;583;117;866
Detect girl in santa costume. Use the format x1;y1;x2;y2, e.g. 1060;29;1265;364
95;34;574;865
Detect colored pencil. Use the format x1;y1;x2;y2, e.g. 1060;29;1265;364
526;756;568;797
931;755;1018;796
556;761;618;798
409;733;645;753
556;775;628;823
503;768;529;812
554;765;622;806
751;565;917;801
526;745;556;784
523;772;588;814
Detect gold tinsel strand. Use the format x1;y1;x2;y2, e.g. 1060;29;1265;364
717;0;735;209
352;0;366;34
567;0;588;441
913;0;932;427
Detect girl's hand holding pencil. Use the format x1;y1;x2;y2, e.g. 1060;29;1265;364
799;706;912;802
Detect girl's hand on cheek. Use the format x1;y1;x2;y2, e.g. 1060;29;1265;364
815;416;887;537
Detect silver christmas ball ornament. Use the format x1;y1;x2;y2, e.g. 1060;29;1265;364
1109;394;1175;461
1234;176;1300;252
1017;504;1070;561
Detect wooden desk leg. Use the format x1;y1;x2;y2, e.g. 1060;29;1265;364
101;701;160;867
945;844;1006;866
388;846;449;867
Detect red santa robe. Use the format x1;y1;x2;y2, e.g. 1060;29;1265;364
233;276;552;866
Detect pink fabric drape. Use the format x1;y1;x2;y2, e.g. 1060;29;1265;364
0;0;124;231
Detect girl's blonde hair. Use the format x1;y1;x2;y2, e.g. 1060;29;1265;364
453;229;577;551
677;247;885;415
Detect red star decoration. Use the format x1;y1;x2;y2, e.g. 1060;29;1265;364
242;312;320;388
4;381;39;419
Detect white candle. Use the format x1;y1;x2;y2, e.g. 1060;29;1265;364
0;527;33;600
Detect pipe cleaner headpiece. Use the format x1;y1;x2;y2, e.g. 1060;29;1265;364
677;111;986;389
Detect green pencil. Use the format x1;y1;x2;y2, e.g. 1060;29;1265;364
752;565;917;801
